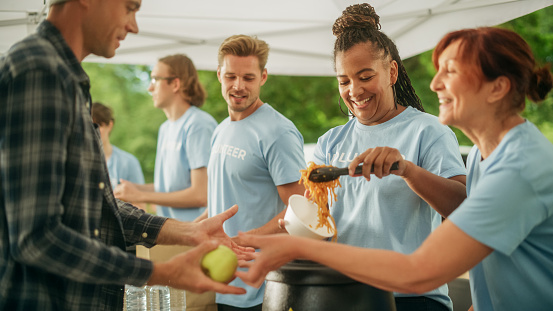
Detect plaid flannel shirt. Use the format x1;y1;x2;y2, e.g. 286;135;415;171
0;21;167;310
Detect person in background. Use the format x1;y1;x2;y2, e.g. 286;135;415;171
236;26;553;311
114;54;217;222
91;102;146;210
278;4;466;310
0;0;246;309
199;34;306;311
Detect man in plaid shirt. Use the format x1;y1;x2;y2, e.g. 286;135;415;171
0;0;246;310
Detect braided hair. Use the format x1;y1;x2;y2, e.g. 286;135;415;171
332;3;424;112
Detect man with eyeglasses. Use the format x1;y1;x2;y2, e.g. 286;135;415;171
114;54;217;225
114;54;220;310
0;0;245;309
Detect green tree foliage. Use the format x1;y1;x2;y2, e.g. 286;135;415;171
83;6;553;182
258;75;349;143
84;65;349;182
197;71;348;142
83;63;164;181
505;6;553;143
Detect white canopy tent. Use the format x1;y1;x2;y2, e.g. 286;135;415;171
1;0;552;76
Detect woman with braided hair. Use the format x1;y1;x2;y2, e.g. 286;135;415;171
308;4;466;309
333;3;425;113
236;8;553;311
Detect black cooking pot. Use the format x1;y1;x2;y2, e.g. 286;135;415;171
263;259;396;311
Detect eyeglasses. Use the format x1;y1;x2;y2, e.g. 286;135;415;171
150;76;177;84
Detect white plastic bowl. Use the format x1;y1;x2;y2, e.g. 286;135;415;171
283;194;335;240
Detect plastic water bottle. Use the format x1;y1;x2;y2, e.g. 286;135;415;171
149;285;171;311
169;287;186;311
125;285;147;311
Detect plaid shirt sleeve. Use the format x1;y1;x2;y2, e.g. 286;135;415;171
117;199;167;248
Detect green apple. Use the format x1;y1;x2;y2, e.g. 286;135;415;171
201;245;238;283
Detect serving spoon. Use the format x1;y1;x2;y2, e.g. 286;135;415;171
308;161;399;182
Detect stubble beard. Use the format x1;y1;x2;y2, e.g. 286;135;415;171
228;94;257;113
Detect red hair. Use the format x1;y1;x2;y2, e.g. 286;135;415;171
432;27;552;112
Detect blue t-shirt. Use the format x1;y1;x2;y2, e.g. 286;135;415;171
106;145;145;188
314;107;465;309
449;121;553;311
208;103;305;308
154;106;217;221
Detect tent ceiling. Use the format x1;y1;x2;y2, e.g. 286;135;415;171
1;0;552;76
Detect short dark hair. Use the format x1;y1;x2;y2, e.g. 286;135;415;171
91;102;113;125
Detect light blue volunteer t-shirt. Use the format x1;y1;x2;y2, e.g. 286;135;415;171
107;145;145;188
449;121;553;311
154;106;217;221
208;103;305;308
314;107;466;310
